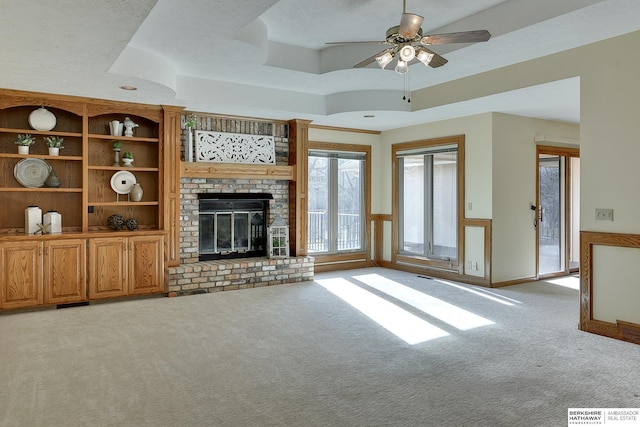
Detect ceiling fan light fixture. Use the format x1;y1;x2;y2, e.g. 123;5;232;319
416;49;434;66
399;13;424;39
395;59;408;74
375;52;394;69
399;45;415;62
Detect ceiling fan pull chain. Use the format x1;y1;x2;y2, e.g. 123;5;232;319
407;68;411;103
402;69;411;103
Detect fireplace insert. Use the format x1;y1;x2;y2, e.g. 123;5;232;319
198;193;273;261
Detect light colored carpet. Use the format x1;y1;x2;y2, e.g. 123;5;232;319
0;268;638;426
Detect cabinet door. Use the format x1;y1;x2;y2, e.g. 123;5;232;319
88;237;127;299
43;239;86;305
0;241;42;309
128;235;165;295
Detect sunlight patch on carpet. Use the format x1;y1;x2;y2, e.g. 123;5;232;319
354;274;494;331
546;276;580;290
431;278;517;306
317;278;449;345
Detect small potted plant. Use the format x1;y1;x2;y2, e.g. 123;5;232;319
122;151;134;166
112;140;122;166
15;134;36;155
45;136;64;156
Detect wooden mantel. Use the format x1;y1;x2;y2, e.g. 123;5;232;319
180;161;296;181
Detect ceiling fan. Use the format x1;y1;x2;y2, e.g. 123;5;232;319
327;0;491;73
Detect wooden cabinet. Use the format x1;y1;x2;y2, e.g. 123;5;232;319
0;91;166;235
0;89;179;310
43;239;86;305
128;235;165;295
0;239;87;309
89;235;164;300
0;241;42;309
88;237;128;299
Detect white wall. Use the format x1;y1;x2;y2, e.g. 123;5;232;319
579;31;640;323
491;114;579;283
380;113;494;264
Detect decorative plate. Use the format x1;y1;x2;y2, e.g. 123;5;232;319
110;170;137;194
14;158;51;188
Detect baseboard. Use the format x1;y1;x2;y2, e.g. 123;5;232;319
617;320;640;344
490;276;537;288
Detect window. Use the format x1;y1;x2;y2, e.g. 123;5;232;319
397;144;459;261
308;150;365;254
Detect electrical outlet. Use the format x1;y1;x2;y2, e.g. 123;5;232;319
595;208;613;221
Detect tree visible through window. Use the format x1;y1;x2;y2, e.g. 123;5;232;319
308;152;364;254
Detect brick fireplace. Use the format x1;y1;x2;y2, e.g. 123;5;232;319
166;116;314;295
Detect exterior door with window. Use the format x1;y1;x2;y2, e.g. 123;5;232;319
536;146;580;277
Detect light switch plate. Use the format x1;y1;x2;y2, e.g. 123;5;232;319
595;208;613;221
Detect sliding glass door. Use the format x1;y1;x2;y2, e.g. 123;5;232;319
537;147;580;277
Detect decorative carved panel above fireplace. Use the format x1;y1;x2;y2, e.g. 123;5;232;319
195;131;275;164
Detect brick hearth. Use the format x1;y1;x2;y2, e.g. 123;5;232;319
167;256;314;295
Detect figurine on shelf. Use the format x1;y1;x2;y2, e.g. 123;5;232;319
123;117;138;137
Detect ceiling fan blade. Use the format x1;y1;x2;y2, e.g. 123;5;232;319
418;47;448;68
325;41;388;45
353;49;392;68
421;30;491;45
399;13;424;39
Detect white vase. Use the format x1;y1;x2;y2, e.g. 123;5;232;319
25;206;42;234
109;120;123;136
122;158;133;167
186;129;194;162
18;145;29;155
43;210;62;234
130;183;143;202
48;147;59;156
28;107;56;131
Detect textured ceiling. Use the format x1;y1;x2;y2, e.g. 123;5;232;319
1;0;640;130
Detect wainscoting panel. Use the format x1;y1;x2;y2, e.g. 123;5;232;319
580;231;640;344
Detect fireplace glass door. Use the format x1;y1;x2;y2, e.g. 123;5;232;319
199;211;264;258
